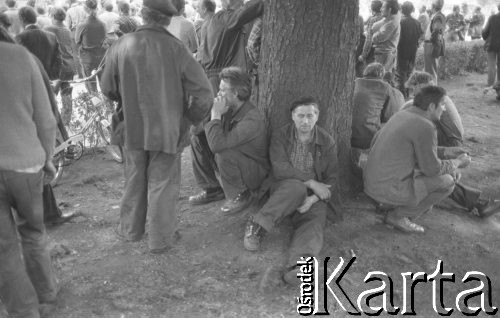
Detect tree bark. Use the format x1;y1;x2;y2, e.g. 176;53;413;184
258;0;360;199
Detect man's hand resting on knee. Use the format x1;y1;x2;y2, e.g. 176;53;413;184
297;195;319;213
304;180;331;201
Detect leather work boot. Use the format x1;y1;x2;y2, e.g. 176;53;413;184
384;216;425;234
243;219;265;251
220;190;252;214
476;199;500;218
188;188;225;205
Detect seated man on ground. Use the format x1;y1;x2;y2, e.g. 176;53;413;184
351;62;404;174
244;96;339;286
404;71;464;146
191;67;269;214
364;86;473;233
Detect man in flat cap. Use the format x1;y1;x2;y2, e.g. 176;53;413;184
100;0;213;254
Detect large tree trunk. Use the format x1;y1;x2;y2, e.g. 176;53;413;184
258;0;360;199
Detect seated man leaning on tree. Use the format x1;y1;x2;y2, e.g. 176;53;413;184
244;96;339;286
364;86;473;233
196;66;270;214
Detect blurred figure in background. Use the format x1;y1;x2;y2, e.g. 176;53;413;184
397;1;422;99
446;5;466;42
468;6;485;40
167;0;198;53
359;0;383;65
482;4;500;89
75;0;106;93
4;0;22;35
45;6;75;125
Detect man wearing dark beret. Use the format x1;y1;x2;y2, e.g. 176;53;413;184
100;0;213;254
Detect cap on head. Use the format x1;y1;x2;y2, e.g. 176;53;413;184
143;0;177;16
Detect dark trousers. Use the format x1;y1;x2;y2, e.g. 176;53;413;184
486;51;500;86
118;148;181;250
190;132;221;190
449;182;482;211
43;184;62;222
215;149;268;199
253;179;327;267
79;52;104;93
0;170;58;318
397;56;416;99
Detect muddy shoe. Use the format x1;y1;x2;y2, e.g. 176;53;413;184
283;266;301;287
477;199;500;218
188;188;225;205
244;219;265;251
384;216;425;234
45;211;80;226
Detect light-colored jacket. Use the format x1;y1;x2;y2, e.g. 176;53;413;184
364;107;453;206
372;14;401;54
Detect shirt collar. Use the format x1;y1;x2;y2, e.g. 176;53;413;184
25;24;39;30
231;100;254;123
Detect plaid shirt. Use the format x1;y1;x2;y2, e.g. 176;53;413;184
289;129;316;180
361;13;383;59
246;17;262;67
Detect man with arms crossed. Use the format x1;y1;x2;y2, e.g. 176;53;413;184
244;96;339;286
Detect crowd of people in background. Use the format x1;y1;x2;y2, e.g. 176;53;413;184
1;0;500;317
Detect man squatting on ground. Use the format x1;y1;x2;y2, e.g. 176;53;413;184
189;0;264;210
196;67;270;214
363;86;494;234
244;96;339;286
100;0;213;254
402;72;500;217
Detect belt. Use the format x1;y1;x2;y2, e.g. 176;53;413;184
424;40;432;43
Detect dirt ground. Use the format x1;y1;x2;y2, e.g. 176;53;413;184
2;72;500;318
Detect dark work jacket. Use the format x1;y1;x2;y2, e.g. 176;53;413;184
200;0;263;73
265;124;341;218
398;15;422;62
100;24;213;154
205;101;269;170
16;24;62;80
482;13;500;52
205;101;269;196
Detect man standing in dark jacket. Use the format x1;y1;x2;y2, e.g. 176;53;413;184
16;6;62;80
75;0;106;93
482;4;500;90
100;0;213;254
199;0;263;94
397;1;422;99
